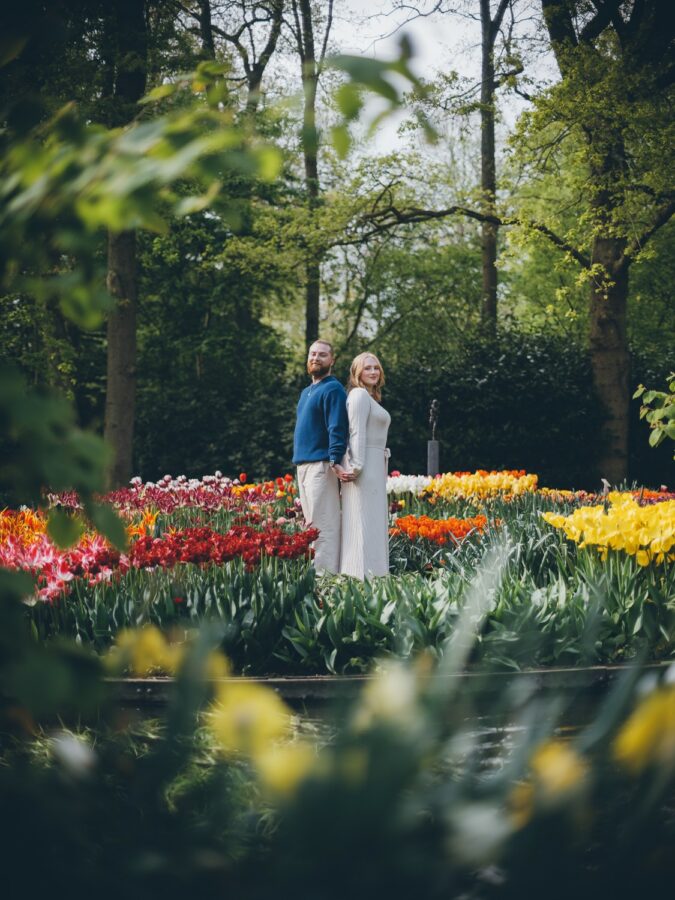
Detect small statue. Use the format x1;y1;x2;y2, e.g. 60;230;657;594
429;398;439;442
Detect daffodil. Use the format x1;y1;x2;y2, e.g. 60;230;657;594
254;741;316;796
614;686;675;774
509;740;588;829
208;681;292;756
352;662;418;731
530;740;588;799
108;625;184;676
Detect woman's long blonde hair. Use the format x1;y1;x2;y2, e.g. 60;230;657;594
347;352;385;402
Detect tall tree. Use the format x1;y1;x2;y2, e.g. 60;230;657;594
477;0;515;328
537;0;675;483
356;0;673;483
389;0;523;327
196;0;217;58
290;0;333;347
176;1;284;110
103;0;148;487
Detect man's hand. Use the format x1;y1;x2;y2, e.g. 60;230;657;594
333;463;356;482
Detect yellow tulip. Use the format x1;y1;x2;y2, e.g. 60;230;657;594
109;625;183;676
542;497;675;564
614;687;675;774
530;740;588;799
208;681;292;756
254;742;316;796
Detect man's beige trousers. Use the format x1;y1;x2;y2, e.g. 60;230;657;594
296;461;341;575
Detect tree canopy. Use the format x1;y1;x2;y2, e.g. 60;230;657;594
1;0;673;488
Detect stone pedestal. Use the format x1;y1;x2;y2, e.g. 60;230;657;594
427;440;439;477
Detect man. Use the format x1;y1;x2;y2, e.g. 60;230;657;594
292;340;349;574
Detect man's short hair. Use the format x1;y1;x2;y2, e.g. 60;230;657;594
310;339;334;355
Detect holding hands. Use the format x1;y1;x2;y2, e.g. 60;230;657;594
333;463;357;483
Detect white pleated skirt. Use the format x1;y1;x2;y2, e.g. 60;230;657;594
339;445;389;579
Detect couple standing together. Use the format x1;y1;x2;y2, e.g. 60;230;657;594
292;340;390;579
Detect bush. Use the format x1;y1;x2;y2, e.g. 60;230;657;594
383;328;674;489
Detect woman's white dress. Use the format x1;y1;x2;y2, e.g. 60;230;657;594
340;387;391;579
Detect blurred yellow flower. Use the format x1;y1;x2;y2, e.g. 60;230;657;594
208;681;292;756
254;741;316;796
530;740;588;799
108;625;183;676
205;650;231;680
509;780;535;830
614;686;675;774
508;740;588;829
352;662;418;731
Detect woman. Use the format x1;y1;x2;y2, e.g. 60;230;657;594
338;352;391;579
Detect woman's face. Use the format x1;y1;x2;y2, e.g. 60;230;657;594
360;356;381;389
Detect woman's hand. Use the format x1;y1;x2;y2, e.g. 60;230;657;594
334;463;357;482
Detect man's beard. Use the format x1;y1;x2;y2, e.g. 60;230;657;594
307;362;331;378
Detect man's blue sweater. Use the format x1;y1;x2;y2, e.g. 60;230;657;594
293;375;348;466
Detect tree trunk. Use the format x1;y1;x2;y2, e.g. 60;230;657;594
539;0;633;485
104;230;138;488
583;116;630;484
245;0;283;115
196;0;215;59
103;0;147;487
589;237;630;485
297;0;321;347
479;0;498;330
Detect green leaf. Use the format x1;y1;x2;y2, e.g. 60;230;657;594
47;509;85;549
86;502;127;551
330;125;351;159
0;568;34;604
254;146;283;182
0;34;29;68
141;83;178;105
335;83;363;121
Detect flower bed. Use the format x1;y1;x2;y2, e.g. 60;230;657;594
390;513;489;544
543;493;675;565
2;471;674;673
0;477;314;601
423;469;539;502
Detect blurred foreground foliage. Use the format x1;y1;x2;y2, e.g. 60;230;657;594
2;577;675;899
1;32;674;900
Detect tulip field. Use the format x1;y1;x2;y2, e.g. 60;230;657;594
3;468;675;899
2;469;674;675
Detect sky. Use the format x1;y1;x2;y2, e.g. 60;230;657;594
330;0;484;151
326;1;558;152
332;0;482;78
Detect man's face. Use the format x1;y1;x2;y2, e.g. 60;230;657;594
307;342;334;379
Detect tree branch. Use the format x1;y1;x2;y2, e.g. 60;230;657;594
579;0;623;44
625;198;675;261
338;240;388;354
513;84;534;102
318;0;334;71
290;0;305;61
356;202;592;268
491;0;512;41
493;62;524;90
